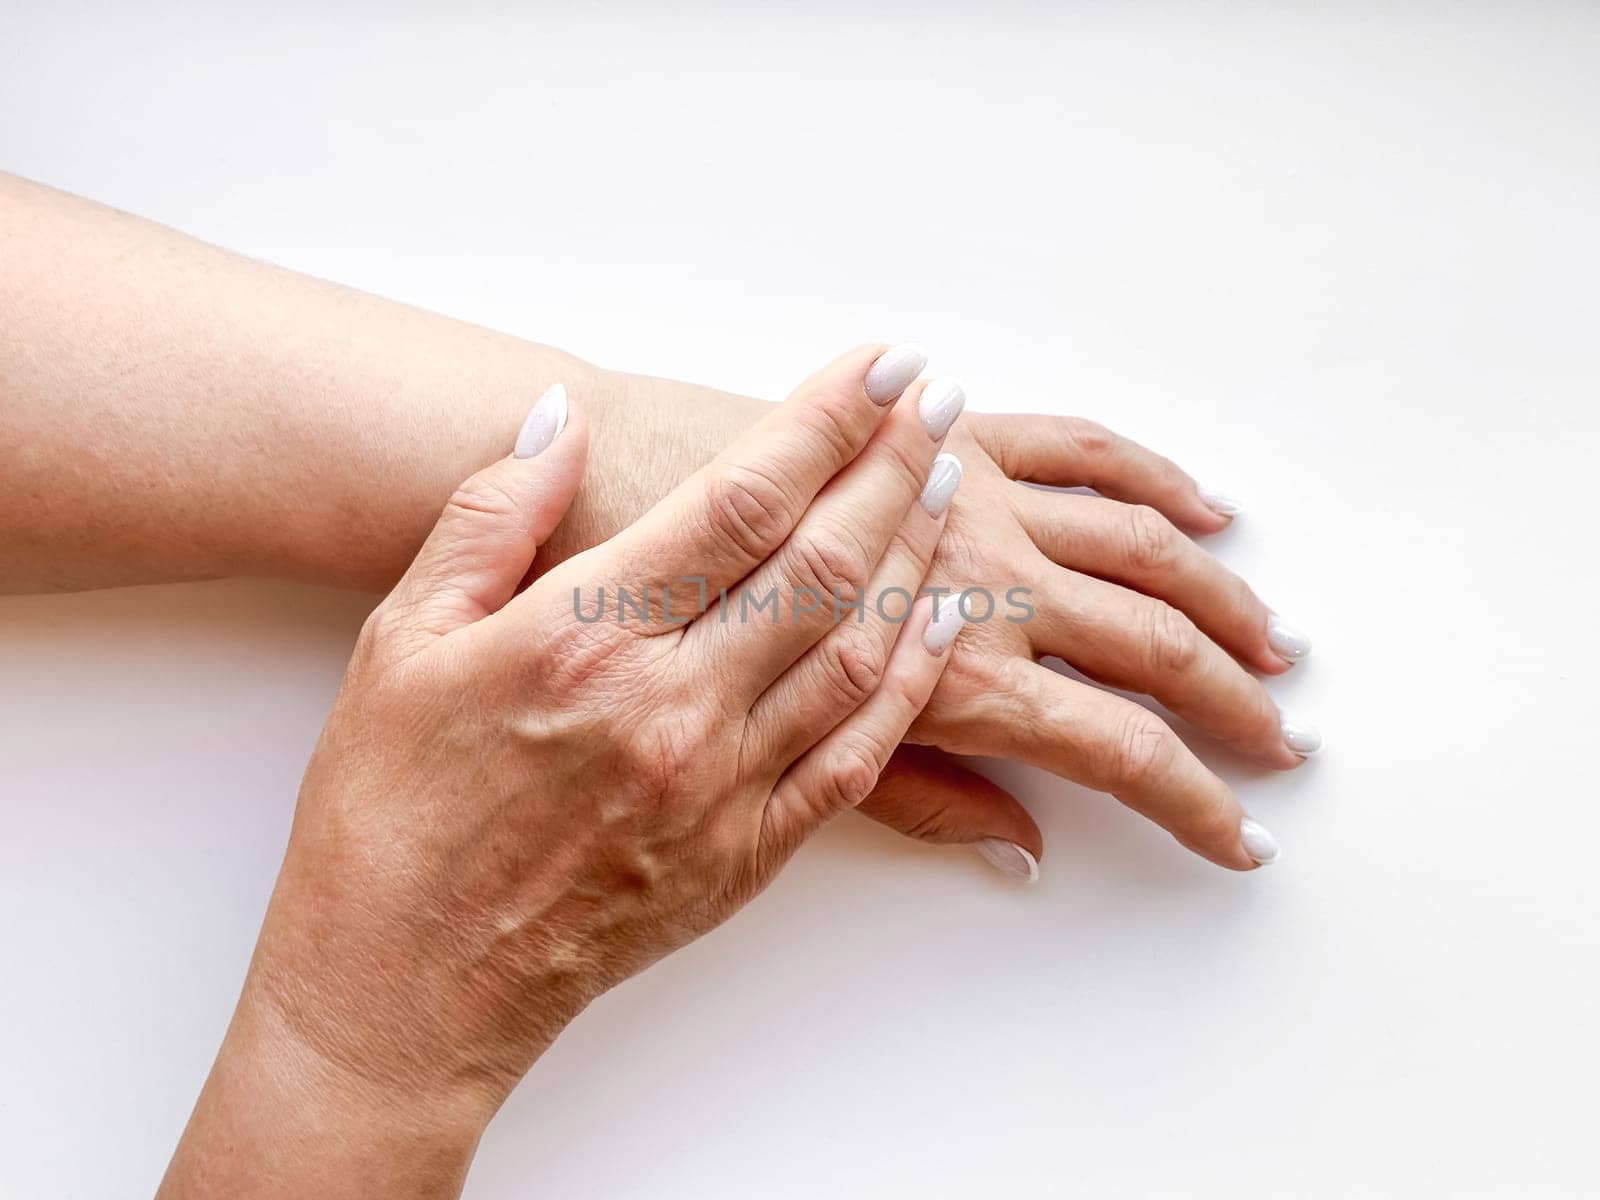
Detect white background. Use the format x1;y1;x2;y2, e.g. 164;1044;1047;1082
2;3;1597;1196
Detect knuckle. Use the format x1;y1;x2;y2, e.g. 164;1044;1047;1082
532;614;629;695
1108;711;1178;789
357;598;399;650
789;526;871;603
824;738;885;812
819;625;890;709
928;503;985;573
1123;504;1178;573
876;433;932;499
705;462;798;561
795;390;866;466
354;595;442;671
1247;688;1286;743
1190;790;1242;851
1062;416;1116;459
625;711;708;800
963;411;1001;454
967;412;1021;472
1143;603;1202;676
444;474;521;525
897;797;964;843
1233;576;1270;625
341;598;444;697
349;600;406;675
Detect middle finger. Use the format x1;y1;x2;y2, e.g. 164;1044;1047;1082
1013;489;1295;676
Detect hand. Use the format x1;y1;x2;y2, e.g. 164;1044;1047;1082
887;412;1317;872
159;345;967;1198
570;374;1319;875
0;177;1309;877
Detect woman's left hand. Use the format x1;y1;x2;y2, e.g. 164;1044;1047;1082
872;413;1318;873
559;371;1320;876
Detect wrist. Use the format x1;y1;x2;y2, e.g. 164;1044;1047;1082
535;363;771;570
160;982;497;1199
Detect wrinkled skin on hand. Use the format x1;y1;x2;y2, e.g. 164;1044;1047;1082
561;371;1315;873
865;415;1311;871
237;347;965;1116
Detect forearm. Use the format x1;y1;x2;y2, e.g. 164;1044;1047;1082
0;173;760;592
158;984;490;1200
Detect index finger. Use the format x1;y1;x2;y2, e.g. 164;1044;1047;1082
971;412;1234;534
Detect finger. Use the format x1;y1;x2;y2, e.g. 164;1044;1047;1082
980;658;1274;871
858;746;1042;882
697;376;963;699
591;342;928;626
1027;568;1314;768
970;412;1234;534
1014;491;1290;675
385;384;587;641
740;449;960;765
760;597;965;862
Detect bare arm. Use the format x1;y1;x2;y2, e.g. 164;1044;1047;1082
0;171;753;592
2;172;1318;873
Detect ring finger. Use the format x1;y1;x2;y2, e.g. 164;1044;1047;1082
1027;561;1318;767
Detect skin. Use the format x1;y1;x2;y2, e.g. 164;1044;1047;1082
158;348;966;1197
0;172;1308;870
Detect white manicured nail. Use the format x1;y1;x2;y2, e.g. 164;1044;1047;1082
976;838;1039;883
1198;487;1243;517
515;383;568;458
923;594;967;654
1240;818;1280;866
1267;614;1312;664
918;377;965;440
1280;716;1323;757
919;453;963;517
864;342;928;405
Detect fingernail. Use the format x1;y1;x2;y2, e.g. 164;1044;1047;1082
976;838;1039;883
864;342;928;405
1198;487;1243;518
919;453;963;517
515;383;569;458
1267;613;1312;664
1240;818;1280;866
1280;716;1323;757
918;377;966;440
922;593;967;654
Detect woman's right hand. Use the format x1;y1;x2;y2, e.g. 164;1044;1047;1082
159;344;967;1198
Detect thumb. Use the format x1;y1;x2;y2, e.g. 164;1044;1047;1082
389;383;588;639
857;746;1044;883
